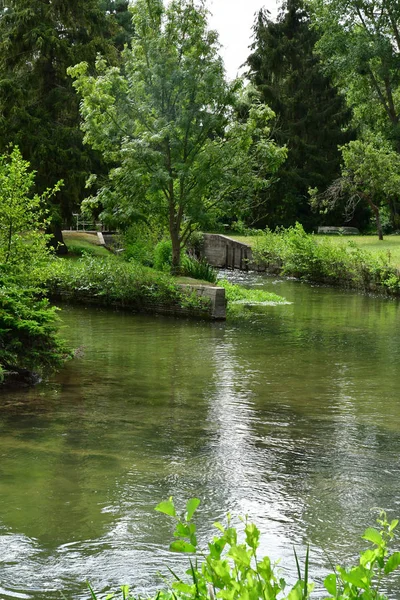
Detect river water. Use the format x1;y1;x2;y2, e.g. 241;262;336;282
1;273;400;599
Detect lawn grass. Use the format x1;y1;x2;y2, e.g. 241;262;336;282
62;231;110;257
228;233;400;267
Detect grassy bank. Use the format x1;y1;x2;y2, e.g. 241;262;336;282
249;224;400;295
46;255;214;317
62;231;110;257
49;237;287;317
230;232;400;268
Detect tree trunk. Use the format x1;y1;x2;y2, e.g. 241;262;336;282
170;227;181;274
47;224;68;255
367;197;383;240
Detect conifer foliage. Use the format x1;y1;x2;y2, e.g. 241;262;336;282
0;0;133;233
247;0;351;229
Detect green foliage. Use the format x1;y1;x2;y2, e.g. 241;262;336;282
253;223;400;293
123;223;163;267
45;255;211;313
0;271;70;376
247;0;351;230
0;147;60;281
154;240;173;272
180;256;217;284
0;149;70;378
88;502;400;600
0;0;133;226
310;0;400;228
69;0;286;270
310;0;400;146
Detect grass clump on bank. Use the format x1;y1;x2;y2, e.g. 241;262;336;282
218;278;287;305
253;223;400;294
45;255;212;314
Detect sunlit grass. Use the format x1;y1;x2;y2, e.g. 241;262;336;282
62;231;110;257
228;233;400;266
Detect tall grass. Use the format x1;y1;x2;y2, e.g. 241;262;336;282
253;223;400;294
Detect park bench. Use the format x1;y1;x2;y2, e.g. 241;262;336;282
317;226;360;235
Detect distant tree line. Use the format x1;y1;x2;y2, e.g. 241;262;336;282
1;0;399;244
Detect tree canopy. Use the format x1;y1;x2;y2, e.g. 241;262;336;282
0;0;133;237
70;0;286;270
246;0;351;230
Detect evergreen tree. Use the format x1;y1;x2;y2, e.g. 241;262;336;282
0;0;133;248
247;0;352;230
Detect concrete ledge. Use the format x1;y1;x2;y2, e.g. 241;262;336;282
178;284;226;319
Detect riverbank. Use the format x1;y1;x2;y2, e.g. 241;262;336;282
204;225;400;296
46;254;221;319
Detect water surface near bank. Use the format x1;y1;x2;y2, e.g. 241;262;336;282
1;274;400;598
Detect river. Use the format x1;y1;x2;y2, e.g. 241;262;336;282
0;273;400;598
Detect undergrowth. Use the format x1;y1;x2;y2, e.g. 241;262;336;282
253;223;400;294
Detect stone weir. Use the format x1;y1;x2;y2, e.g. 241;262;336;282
201;234;265;271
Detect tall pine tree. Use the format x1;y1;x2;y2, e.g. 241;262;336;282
0;0;133;248
247;0;352;229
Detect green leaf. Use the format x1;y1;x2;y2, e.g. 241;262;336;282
384;552;400;574
185;498;200;521
287;581;303;600
155;498;176;517
324;574;337;596
170;540;197;553
389;519;399;533
362;527;383;546
340;567;369;589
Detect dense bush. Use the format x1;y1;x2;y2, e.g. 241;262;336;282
253;223;400;294
0;271;70;382
89;499;400;600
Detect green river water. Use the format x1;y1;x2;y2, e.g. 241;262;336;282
1;273;400;599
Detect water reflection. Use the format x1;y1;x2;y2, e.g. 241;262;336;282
0;278;400;598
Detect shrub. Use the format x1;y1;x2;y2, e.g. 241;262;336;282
154;240;173;271
45;255;211;314
180;255;217;283
0;271;70;379
253;223;400;294
89;500;400;600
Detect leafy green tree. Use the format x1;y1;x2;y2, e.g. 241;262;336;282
0;147;60;276
246;0;352;229
70;0;286;271
0;0;133;248
311;137;400;239
310;0;400;225
0;148;69;382
310;0;400;144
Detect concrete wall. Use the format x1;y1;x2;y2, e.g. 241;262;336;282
202;234;253;269
202;234;264;270
178;284;226;319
